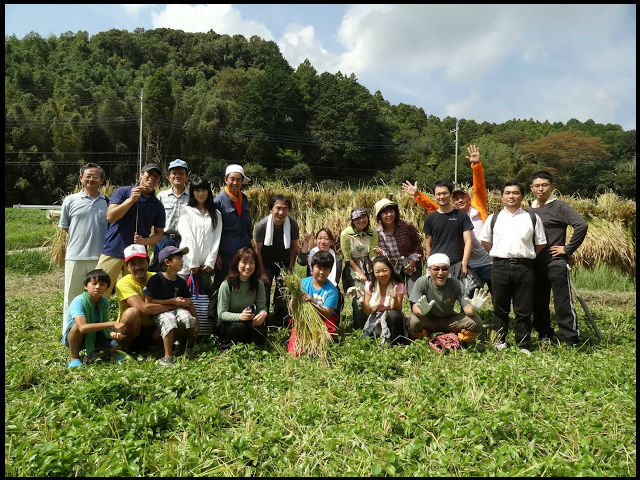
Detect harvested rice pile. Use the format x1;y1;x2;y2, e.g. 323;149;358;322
279;270;332;359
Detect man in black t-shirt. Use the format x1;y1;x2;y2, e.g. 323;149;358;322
254;195;300;328
423;180;473;280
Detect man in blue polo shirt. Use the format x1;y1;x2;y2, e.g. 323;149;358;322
59;163;109;334
96;163;165;296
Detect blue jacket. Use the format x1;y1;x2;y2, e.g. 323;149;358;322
213;190;253;271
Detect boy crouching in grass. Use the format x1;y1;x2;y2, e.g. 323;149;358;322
62;269;124;369
143;246;199;366
287;250;340;355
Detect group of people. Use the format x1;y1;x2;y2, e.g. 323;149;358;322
60;145;589;368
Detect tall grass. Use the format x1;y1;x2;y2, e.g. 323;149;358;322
571;264;636;292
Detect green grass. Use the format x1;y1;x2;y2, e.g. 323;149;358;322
5;250;55;275
4;284;636;476
572;264;636;292
5;208;59;251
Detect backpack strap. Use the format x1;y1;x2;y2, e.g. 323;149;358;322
490;208;537;247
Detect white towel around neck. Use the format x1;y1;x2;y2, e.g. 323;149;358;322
264;214;291;249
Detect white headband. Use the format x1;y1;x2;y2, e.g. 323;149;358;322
427;253;450;267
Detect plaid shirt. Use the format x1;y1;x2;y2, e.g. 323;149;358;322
157;188;189;233
377;219;423;273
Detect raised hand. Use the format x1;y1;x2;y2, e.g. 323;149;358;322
466;144;480;164
466;287;489;311
416;295;435;316
402;180;419;196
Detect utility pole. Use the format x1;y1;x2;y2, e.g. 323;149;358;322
138;89;144;175
450;118;459;186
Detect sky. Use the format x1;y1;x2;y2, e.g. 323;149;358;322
5;4;637;130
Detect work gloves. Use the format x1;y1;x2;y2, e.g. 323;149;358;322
416;295;436;316
465;288;490;311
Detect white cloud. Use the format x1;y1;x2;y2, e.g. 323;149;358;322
151;4;273;39
446;92;481;119
279;24;339;73
120;4;152;16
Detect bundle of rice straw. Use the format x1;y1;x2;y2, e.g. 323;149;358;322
279;269;332;358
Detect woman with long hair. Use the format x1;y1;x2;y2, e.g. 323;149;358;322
177;176;222;291
216;248;268;348
357;255;409;346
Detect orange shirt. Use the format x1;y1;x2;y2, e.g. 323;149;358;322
225;186;243;217
412;161;488;221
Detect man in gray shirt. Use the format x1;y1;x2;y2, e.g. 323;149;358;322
58;163;109;334
151;159;190;271
530;171;588;346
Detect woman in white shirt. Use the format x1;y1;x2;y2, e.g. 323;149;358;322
177;177;222;292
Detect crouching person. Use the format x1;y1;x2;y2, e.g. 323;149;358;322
216;247;268;349
356;256;408;346
287;250;341;355
142;246;199;366
408;253;488;344
62;269;124;369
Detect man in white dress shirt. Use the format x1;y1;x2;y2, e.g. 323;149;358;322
479;182;547;354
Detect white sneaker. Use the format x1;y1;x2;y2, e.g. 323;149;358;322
495;342;508;351
519;348;532;355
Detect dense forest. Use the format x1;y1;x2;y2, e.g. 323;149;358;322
4;28;636;206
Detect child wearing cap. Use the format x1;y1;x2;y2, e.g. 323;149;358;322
142;246;198;366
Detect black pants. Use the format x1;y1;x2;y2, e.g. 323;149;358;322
216;320;267;348
263;263;290;328
533;259;581;345
491;259;535;349
362;309;409;346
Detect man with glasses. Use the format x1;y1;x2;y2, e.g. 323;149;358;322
479;182;547;354
408;253;488;343
529;171;588;346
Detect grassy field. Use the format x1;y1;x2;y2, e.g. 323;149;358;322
4;207;636;476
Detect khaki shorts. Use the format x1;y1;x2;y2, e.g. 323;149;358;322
95;254;126;298
155;308;197;338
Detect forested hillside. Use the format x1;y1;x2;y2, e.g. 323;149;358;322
5;28;636;205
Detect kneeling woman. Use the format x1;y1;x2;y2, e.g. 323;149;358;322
358;256;408;346
216;248;268;348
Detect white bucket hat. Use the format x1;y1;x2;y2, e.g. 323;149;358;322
225;164;251;184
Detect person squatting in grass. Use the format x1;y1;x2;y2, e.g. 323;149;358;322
254;195;300;329
216;247;268;349
287;250;340;355
340;207;379;330
402;144;492;294
408;253;489;344
142;246;199;366
298;227;344;315
355;255;409;346
61;269;124;369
